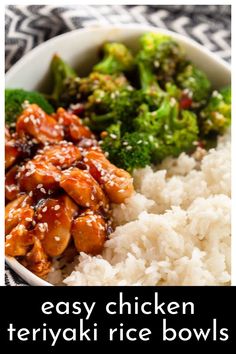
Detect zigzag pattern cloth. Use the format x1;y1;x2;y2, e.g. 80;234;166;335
5;5;231;286
6;4;231;71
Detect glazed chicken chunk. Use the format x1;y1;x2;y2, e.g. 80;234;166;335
84;150;134;203
22;238;51;278
5;103;134;278
16;104;64;143
55;108;93;142
71;211;107;255
60;167;108;211
5;127;21;169
33;195;78;257
5;195;34;256
5;195;33;235
17;160;61;195
34;142;82;168
5;165;20;201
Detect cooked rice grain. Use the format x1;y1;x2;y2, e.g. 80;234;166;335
53;134;231;286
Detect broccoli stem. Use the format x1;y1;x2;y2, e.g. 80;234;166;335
50;54;77;103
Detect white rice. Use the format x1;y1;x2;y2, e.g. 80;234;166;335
50;133;231;286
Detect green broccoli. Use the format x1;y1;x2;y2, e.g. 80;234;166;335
133;96;199;162
137;60;180;108
138;32;184;82
136;59;165;108
79;72;142;132
50;54;77;105
87;88;143;132
199;86;231;136
176;63;211;104
93;42;135;74
100;122;154;171
79;72;129;99
5;89;54;125
133;98;172;134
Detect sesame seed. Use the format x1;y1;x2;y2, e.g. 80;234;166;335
6;235;12;240
110;134;117;139
6;185;17;192
38;222;48;232
29;191;33;197
37;184;43;189
54;236;60;241
42;207;47;213
24;117;30;123
192;141;199;146
25;217;32;222
54;205;60;211
40;188;46;194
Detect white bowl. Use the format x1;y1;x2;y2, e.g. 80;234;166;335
5;24;231;286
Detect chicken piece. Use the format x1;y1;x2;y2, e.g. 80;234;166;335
23;238;51;277
5;128;21;169
5;195;33;235
5;141;20;169
60;167;109;211
56;107;93;141
5;165;20;201
17;159;61;195
5;223;34;257
71;212;107;255
32;195;78;257
34;141;82;169
16;104;64;144
84;150;134;203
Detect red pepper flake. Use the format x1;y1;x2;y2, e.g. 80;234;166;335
180;95;193;110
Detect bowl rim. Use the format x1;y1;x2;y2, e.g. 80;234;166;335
5;24;231;286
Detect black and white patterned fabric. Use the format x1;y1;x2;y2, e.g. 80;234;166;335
5;5;231;285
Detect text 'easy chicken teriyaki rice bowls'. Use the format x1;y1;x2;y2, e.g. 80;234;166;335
5;30;231;286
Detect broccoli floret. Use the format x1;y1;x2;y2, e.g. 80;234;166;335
93;42;135;75
133;97;199;162
176;63;211;104
199;86;231;135
138;32;184;82
133;98;172;134
101;123;154;171
5;89;54;125
50;54;77;105
136;59;165;108
80;72;128;97
53;70;132;115
79;72;142;132
137;58;180;109
153;108;199;161
88;88;143;132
